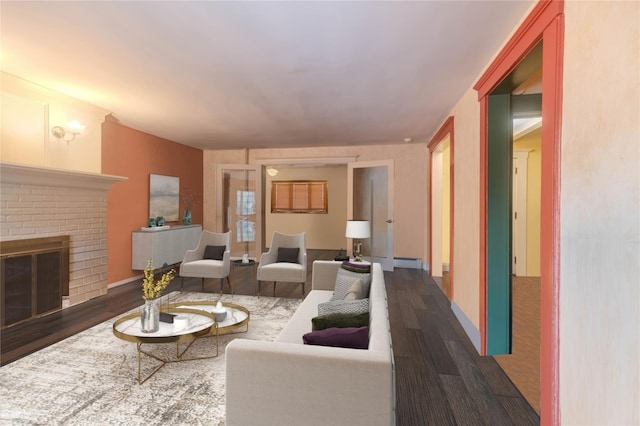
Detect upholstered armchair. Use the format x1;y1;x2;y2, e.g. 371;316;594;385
256;232;307;297
179;231;232;293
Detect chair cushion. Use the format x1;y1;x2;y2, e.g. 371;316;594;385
258;263;305;282
311;312;370;331
203;245;225;260
181;259;226;277
303;326;369;349
277;247;300;263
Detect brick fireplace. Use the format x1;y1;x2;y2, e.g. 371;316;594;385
0;162;125;319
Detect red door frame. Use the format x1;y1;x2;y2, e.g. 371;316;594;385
427;117;455;300
473;1;564;424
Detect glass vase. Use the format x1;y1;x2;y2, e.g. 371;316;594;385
141;298;160;333
183;210;192;225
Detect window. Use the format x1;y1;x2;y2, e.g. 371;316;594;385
271;180;328;213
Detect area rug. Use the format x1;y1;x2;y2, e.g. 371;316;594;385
0;292;301;425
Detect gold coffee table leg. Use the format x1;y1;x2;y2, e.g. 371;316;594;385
137;343;167;385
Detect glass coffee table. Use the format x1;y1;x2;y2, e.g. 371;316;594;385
113;302;249;384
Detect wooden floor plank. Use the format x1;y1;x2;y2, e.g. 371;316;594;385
397;289;422;329
476;354;522;398
439;373;484;425
404;329;458;425
417;312;460;376
445;339;515;425
498;395;540;426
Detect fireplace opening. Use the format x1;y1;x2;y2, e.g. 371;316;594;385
1;236;69;329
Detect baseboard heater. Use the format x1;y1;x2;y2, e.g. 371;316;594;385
393;257;423;269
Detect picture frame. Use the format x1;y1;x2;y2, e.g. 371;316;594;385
149;174;179;222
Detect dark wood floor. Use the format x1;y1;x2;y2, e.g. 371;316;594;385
1;250;538;425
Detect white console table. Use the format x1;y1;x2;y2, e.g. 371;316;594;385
132;225;202;270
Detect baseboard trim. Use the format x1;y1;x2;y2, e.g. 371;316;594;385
393;257;423;269
451;301;481;353
108;275;142;288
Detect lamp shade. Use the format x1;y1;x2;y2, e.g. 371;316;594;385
345;220;370;239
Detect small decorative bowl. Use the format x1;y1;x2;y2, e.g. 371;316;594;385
213;309;227;322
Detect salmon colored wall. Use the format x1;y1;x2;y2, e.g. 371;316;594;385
102;120;203;285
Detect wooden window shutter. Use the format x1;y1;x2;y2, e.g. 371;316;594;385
271;180;328;213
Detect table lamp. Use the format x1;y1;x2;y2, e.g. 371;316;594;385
345;220;370;262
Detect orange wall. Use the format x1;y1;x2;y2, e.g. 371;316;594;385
101;120;203;285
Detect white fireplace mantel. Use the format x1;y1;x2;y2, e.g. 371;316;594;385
0;161;127;191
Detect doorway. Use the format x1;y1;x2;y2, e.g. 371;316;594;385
474;1;564;421
252;157;394;271
216;164;261;260
428;116;454;300
348;160;394;271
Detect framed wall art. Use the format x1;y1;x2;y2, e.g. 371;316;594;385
149;174;179;221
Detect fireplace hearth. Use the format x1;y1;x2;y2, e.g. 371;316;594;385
1;236;70;328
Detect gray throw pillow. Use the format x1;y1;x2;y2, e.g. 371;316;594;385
331;266;371;301
343;278;365;301
318;299;369;316
203;245;225;260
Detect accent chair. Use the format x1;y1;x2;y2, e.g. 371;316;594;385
256;231;307;297
179;230;232;293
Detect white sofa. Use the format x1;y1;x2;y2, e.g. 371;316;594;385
225;260;395;426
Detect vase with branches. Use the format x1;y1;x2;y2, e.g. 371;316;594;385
140;260;176;333
181;186;200;225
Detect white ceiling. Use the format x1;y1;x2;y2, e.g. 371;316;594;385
1;1;533;150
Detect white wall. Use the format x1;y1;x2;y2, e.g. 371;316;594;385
431;151;443;276
0;72;108;174
560;1;639;424
449;88;481;330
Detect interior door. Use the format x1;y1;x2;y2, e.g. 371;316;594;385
486;93;512;355
215;164;261;260
347;160;394;271
512;151;529;276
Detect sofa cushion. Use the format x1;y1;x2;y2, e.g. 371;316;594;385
303;326;369;349
331;265;371;301
203;245;225;260
277;247;300;263
343;278;366;300
318;298;369;316
311;312;370;331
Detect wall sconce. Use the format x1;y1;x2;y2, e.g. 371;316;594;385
51;121;85;143
266;166;279;177
345;220;370;262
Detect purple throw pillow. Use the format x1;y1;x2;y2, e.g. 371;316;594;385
341;261;371;273
303;326;369;349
